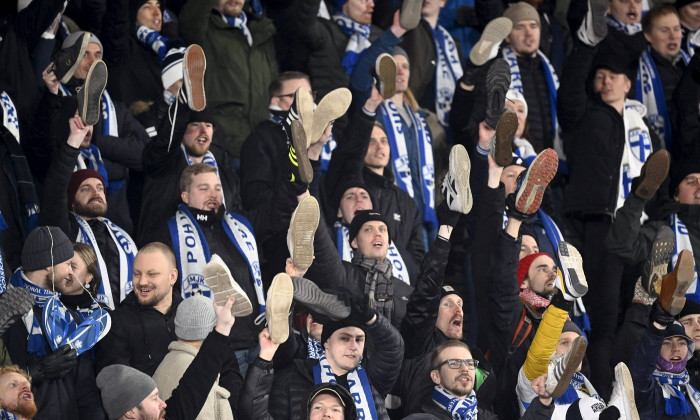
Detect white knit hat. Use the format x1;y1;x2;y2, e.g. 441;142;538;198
506;89;528;118
175;295;216;341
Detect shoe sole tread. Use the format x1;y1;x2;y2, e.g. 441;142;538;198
310;88;351;146
492;111;518;167
659;249;695;315
289;197;319;270
447;145;472;213
549;337;587;399
203;263;254;317
376;54;397;100
399;0;423;31
558;242;588;296
79;60;108;126
291;121;313;184
266;274;294;344
470;18;513;65
291;277;351;320
515;149;558;214
184;45;207;112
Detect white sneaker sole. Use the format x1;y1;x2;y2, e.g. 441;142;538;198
266;273;294;344
203;254;253;317
288;195;320;270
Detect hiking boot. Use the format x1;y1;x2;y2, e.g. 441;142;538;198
641;226;675;297
76;60;107;126
310;88;351;146
287;195;320;270
556;241;588;301
590;0;609;39
440;144;472;214
608;362;640;420
266;273;294;344
399;0;423;30
289;120;313;184
658;249;695;316
0;287;33;336
180;44;206;112
287;87;314;146
470;17;512;66
635;150;670;200
51;32;90;84
203;254;253;317
375;53;397;100
291;276;351;320
484;58;511;129
545;335;588;399
490;110;517;167
514;148;558;215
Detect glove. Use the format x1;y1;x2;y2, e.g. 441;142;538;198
436;200;460;229
649;300;675;328
459;59;482;87
27;344;78;384
350;294;377;325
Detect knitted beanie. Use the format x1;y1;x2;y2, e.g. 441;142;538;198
503;2;541;27
516;252;551;288
440;285;461;300
62;31;103;53
669;156;700;197
321;316;366;345
506;89;528;118
562;320;583;337
676;0;700;11
97;365;157;420
22;226;73;271
348;210;391;244
161;47;184;90
67;169;106;209
391;46;410;64
175;295;216;341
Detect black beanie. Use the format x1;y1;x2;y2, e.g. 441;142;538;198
440;285;461;300
321;316;366;345
679;299;700;319
22;226;73;271
348;210;391;245
676;0;699;11
669;156;700;197
562;320;583;337
187;107;217;127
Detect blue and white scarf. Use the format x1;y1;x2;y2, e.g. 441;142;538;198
58;84;118;137
74;214;136;309
308;336;324;359
9;271;109;357
180;144;227;208
333;13;371;75
431;386;478;420
136;25;169;62
0;91;19;142
76;144;109;190
502;46;565;163
334;222;410;285
314;353;378;419
168;204;266;314
684;28;700;57
0;410;16;420
606;15;642;35
553;372;601;405
636;47;690;150
653;369;700;416
221;11;253;46
432;25;463;128
617;100;653;217
380;100;437;229
672;214;700;303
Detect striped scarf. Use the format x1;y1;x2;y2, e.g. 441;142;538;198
136;25;169;62
333;13;371;75
221;11;252;46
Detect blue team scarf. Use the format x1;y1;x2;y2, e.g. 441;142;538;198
606;15;642;35
168;205;266;314
73;214;136;309
76;144;109;188
58;84;118;138
332;13;371;75
502;46;566;166
136;25;169;62
653;369;700;416
683;28;700;57
307;336;324;359
671;214;700;303
636;47;690;150
553;372;601;405
314;354;378;419
432;24;463;128
221;11;253;46
380;100;437;229
431;386;478;420
0;91;19;142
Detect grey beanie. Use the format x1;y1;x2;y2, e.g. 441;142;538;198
22;226;73;272
562;320;583;337
391;46;410;65
175;295;216;341
503;2;541;27
96;365;157;420
62;31;103;53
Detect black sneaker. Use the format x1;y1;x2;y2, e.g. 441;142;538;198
0;287;33;336
641;226;675;297
289;120;312;184
285;87;314;147
51;32;90;84
484;58;511;129
291;276;351;320
76;60;107;126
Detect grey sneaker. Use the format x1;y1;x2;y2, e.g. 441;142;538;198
266;273;294;344
490;110;517;167
590;0;609;39
203;254;253;317
440;144;472;214
291;276;351;320
287;195;320;270
556;241;588;301
641;226;675;297
399;0;423;31
0;287;33;336
545;335;588;399
76;59;107;126
310;88;351;146
469;17;512;66
51;32;90;83
180;44;207;112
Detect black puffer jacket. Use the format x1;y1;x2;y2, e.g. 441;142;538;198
95;291;182;376
267;314;403;420
239;118;287;212
399;238;497;416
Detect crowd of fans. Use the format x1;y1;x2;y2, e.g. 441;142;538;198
0;0;699;418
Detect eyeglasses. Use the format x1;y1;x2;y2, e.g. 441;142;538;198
434;359;479;370
275;91;317;101
683;176;700;187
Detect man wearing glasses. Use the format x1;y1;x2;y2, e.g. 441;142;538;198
407;340;554;419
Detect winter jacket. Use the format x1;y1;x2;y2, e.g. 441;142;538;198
179;0;278;157
153;341;236;420
40;142;134;307
559;41;662;217
137;103;242;246
403;396;555;420
630;326;700;419
398;238;497;416
95;291;182;376
2;304;106;420
265;313;404;420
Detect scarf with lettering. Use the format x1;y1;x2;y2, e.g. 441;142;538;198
168;204;266;314
314;353;378;419
308;336;324;359
73;214;136;309
432;24;463;128
431;386;478;420
221;11;252;46
333;12;371;75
